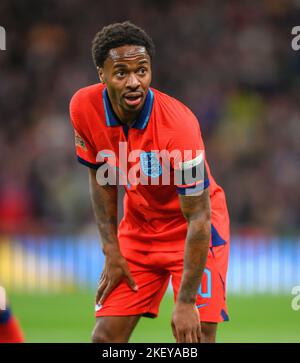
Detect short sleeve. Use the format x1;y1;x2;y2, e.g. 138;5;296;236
164;108;210;195
69;92;101;169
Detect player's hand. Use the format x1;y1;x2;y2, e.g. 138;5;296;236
171;302;201;343
96;251;138;305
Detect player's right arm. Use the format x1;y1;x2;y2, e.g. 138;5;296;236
88;169;138;305
69;90;137;305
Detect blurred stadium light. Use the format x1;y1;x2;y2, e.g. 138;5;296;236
1;236;299;294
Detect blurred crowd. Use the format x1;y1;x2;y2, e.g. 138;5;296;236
0;0;299;235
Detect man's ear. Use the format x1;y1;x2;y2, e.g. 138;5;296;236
97;67;105;84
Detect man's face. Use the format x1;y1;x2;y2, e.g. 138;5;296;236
98;45;152;120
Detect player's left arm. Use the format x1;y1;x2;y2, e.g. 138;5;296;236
163;104;211;342
171;188;211;343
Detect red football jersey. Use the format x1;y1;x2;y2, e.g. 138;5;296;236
70;83;230;252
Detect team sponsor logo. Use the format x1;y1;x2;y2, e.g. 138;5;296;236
140;152;162;178
75;130;87;151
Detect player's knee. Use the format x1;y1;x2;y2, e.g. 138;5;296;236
91;325;128;343
91;327;109;343
201;322;217;343
201;331;216;343
92;331;111;343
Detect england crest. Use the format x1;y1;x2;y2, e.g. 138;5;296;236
140;152;162;178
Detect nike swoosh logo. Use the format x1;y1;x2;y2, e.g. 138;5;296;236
196;303;208;308
95;304;102;312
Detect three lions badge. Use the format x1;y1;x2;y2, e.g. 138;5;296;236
140;152;162;178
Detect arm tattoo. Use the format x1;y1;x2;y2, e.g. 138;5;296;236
178;188;211;304
89;169;119;252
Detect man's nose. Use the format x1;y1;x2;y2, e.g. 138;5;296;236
126;73;140;88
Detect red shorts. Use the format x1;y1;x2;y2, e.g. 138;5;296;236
95;243;229;323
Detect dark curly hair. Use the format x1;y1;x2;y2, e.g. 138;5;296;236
91;21;155;68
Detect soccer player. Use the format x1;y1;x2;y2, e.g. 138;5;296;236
69;21;230;343
0;307;24;343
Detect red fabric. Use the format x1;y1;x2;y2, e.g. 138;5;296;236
0;317;24;343
95;244;229;323
70;84;230;252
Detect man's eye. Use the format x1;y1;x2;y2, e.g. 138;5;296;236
116;71;126;77
137;68;147;75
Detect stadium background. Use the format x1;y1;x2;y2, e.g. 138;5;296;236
0;0;300;342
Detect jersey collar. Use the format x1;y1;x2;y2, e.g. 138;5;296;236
103;88;154;129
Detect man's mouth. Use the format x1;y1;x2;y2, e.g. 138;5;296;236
124;92;143;106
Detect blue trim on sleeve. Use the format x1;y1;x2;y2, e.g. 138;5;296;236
176;179;210;195
77;156;103;170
